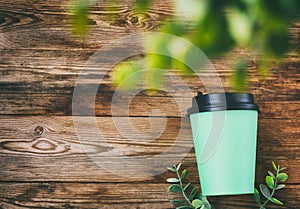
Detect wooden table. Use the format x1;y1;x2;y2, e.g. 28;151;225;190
0;0;299;208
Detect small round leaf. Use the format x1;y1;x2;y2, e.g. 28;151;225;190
192;199;203;207
265;176;275;189
277;173;288;181
168;184;182;193
167;178;180;183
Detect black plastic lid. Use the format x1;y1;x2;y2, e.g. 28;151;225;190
187;92;260;115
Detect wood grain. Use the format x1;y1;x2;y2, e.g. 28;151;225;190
0;0;299;208
0;116;299;183
0;182;299;209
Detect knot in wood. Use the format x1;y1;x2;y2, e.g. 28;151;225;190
125;12;154;30
32;125;45;137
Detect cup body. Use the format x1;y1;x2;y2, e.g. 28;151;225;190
188;92;259;196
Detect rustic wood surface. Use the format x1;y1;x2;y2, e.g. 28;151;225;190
0;0;299;208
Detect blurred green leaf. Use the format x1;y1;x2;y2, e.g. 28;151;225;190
112;62;143;90
144;68;164;90
135;0;152;12
264;29;289;57
231;60;248;91
144;35;172;69
161;21;187;36
70;0;90;35
276;173;288;181
174;0;205;21
227;8;252;45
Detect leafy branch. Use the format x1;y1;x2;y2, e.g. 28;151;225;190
167;163;212;209
69;0;300;91
167;162;288;209
254;161;289;209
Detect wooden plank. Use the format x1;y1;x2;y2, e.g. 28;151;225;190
1;0;299;208
0;61;299;118
0;0;299;118
0;116;299;182
0;182;299;209
0;0;173;50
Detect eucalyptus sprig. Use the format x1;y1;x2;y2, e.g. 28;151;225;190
167;163;212;209
254;161;289;209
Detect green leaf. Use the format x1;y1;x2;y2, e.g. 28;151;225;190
144;68;164;90
253;188;261;205
70;0;90;36
264;29;289;57
167;178;180;183
259;184;271;199
227;7;252;44
267;171;276;179
279;167;287;171
275;184;285;190
167;166;177;172
201;196;211;209
183;182;191;191
192;199;203;207
135;0;152;12
177;163;182;171
272;161;278;171
276;173;288;181
265;176;275;189
231;59;248;91
171;200;186;205
112;62;143;90
168;184;182;193
270;197;284;205
181;169;187;179
196;193;203;200
189;187;198;201
176;206;193;209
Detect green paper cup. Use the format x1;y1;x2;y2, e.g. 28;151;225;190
188;92;259;196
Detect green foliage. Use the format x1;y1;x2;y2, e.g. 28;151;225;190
135;0;153;12
254;161;288;209
111;62;144;90
69;0;299;90
69;0;90;36
167;163;212;209
230;59;248;91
